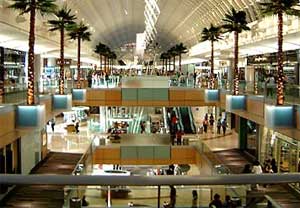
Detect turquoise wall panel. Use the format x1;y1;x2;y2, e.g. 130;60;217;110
137;146;154;159
53;95;71;110
205;89;219;102
138;89;153;100
265;105;294;128
154;146;170;159
122;89;138;101
121;146;138;159
152;88;168;101
72;89;85;101
17;106;38;127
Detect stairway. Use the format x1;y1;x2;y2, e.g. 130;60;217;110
1;152;82;208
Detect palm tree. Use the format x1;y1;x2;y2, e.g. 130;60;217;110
68;22;91;88
9;0;57;105
49;6;76;94
259;0;299;105
175;43;188;73
160;52;168;73
168;47;177;72
94;42;107;71
201;24;222;89
222;8;250;95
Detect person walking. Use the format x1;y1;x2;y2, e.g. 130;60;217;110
191;190;198;208
252;160;263;190
209;193;222;208
203;118;208;133
217;118;221;134
209;114;214;133
51;118;55;133
221;119;227;136
169;186;176;208
176;130;184;145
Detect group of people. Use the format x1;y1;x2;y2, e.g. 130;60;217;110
201;113;228;136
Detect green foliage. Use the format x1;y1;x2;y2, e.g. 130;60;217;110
9;0;57;16
48;5;76;32
222;8;250;33
174;43;188;55
68;21;92;42
201;24;222;42
259;0;299;16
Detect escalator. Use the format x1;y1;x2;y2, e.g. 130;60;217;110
178;107;196;134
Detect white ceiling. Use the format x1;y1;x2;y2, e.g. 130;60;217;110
67;0;261;50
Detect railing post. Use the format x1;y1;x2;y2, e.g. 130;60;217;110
157;185;161;208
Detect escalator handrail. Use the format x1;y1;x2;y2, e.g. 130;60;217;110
187;107;196;133
174;107;183;131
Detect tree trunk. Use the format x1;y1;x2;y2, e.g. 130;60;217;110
277;11;284;105
179;54;182;73
169;58;171;73
100;55;102;71
59;27;65;95
211;40;214;89
0;47;5;103
76;37;81;89
233;31;239;95
27;1;36;105
173;56;176;72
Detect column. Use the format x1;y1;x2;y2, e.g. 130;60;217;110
100;106;106;132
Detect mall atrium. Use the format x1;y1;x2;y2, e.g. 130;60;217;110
1;0;300;207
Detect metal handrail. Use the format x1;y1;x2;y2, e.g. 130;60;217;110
1;173;300;186
265;195;283;208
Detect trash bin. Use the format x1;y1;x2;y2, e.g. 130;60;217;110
70;197;81;208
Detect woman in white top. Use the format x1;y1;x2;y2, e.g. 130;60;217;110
252;160;263;190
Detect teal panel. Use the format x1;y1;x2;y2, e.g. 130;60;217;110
265;106;294;128
231;96;246;110
72;89;85;101
53;96;69;109
152;88;168;101
137;146;154;159
121;146;138;159
17;106;38;127
205;90;219;102
122;88;138;101
138;89;153;101
154;146;170;159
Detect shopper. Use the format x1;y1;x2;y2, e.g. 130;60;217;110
252;160;263;189
51;118;55;133
82;195;89;207
140;121;146;134
271;158;278;173
176;130;184;145
209;193;222;208
191;190;198;208
217;118;221;134
209;114;214;133
221;119;227;136
223;195;232;208
203;118;208;133
169;186;176;208
75;120;80;134
241;164;252;174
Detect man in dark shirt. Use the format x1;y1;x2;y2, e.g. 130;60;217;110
209;194;222;208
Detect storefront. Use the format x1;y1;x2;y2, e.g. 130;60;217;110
0;47;26;91
261;128;300;173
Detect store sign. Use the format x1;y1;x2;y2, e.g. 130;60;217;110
56;59;72;65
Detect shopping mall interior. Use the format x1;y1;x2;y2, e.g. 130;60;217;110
1;0;300;207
